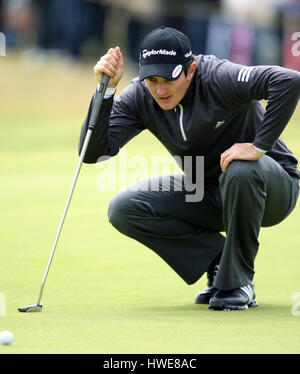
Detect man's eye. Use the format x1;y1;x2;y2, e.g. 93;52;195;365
147;77;156;82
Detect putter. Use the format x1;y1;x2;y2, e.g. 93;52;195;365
18;74;110;313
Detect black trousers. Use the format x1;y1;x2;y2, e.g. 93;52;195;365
107;156;299;290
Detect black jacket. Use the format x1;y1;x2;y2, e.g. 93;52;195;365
79;55;300;184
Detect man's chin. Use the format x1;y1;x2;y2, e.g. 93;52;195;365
157;100;176;111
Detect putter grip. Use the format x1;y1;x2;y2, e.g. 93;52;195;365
88;74;110;130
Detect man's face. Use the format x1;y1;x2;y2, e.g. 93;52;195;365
144;62;196;110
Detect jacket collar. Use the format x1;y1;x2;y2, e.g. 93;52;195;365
179;64;198;106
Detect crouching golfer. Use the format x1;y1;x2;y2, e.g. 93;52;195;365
79;26;300;310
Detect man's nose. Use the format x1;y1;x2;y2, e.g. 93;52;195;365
156;83;168;97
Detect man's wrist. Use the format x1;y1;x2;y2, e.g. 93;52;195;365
252;144;267;154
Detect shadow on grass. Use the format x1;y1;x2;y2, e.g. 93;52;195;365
134;302;292;315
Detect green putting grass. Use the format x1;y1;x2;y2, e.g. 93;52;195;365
0;52;300;354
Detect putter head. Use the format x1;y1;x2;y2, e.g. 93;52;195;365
18;304;42;313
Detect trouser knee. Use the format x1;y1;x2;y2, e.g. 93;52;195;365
219;160;263;191
107;193;131;233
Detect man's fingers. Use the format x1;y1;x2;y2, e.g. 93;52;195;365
112;46;124;71
93;63;112;79
107;47;123;67
102;52;119;69
100;59;118;75
107;48;120;63
94;47;122;75
220;150;234;172
115;46;124;63
220;151;228;170
94;46;124;87
94;55;118;78
220;143;264;172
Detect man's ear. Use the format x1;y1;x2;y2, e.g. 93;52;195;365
188;62;197;80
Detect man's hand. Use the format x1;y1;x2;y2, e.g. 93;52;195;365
94;47;124;88
220;143;264;172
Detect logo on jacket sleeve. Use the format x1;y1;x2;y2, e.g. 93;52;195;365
237;66;254;82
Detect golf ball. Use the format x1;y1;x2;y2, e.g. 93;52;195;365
0;330;14;345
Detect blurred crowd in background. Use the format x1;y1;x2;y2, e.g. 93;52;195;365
0;0;299;70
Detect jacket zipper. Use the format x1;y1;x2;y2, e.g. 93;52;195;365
175;104;187;141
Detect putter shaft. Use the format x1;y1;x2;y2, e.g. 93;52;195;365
18;74;110;312
36;129;93;305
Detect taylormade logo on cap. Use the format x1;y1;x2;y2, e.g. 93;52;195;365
142;49;177;59
139;26;193;81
